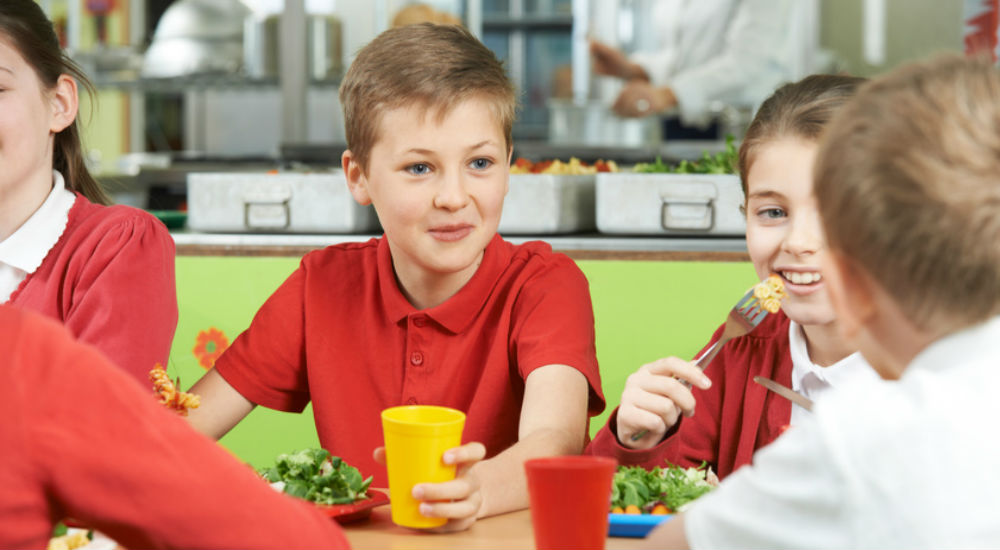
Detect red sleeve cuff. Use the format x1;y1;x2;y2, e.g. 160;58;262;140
585;407;680;469
214;356;310;413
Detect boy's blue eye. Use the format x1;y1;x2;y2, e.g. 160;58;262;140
469;158;493;170
406;163;431;176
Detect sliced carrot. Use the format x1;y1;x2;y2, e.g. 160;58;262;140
611;506;624;514
651;504;671;515
624;505;641;515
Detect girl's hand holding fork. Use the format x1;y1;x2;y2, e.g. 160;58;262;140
616;357;712;450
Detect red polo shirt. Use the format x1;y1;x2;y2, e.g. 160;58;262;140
216;234;605;487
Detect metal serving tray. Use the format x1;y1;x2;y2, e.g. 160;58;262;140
596;173;745;236
187;171;379;233
498;173;595;235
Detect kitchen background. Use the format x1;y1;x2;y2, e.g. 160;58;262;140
39;0;974;209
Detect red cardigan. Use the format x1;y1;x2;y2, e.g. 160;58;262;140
586;311;794;479
0;306;349;550
8;194;177;386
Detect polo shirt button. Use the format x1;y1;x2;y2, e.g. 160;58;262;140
406;397;418;405
413;317;426;327
410;351;424;366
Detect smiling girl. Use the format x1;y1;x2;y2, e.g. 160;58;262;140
587;74;880;478
0;1;177;383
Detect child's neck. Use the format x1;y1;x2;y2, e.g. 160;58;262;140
393;258;483;311
801;322;855;367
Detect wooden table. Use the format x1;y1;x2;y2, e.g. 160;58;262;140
341;506;650;549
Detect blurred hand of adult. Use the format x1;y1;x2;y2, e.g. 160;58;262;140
590;40;649;81
612;80;678;118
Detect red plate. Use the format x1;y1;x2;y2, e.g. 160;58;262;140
316;490;390;523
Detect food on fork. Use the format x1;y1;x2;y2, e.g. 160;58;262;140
753;274;788;314
149;365;200;416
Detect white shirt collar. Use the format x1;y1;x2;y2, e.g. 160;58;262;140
788;320;879;398
0;171;75;273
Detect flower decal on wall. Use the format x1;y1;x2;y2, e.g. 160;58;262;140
193;327;230;369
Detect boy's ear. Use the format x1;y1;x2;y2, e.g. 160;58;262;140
49;74;78;134
822;249;878;343
342;150;372;206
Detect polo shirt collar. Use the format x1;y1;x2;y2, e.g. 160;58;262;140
377;233;510;333
0;171;75;273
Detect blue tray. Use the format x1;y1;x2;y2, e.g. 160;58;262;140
607;513;673;538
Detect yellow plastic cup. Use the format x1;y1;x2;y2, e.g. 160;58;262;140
381;405;466;529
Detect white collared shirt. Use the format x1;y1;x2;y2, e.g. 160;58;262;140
686;316;1000;548
786;320;879;426
0;171;75;303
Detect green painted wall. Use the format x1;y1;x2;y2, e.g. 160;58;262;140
171;255;755;468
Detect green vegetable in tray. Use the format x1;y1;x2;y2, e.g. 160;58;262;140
610;462;716;513
260;448;372;505
633;135;738;175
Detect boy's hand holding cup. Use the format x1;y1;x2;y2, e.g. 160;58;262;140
380;405;469;529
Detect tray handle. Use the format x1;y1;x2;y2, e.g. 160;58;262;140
243;187;292;230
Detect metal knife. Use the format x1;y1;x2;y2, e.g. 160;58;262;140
753;376;815;412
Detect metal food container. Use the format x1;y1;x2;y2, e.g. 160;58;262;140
498;174;596;234
187;171;379;233
595;173;745;236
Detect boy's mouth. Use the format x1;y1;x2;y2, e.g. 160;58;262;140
428;224;474;242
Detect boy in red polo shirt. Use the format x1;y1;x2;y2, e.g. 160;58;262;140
0;306;349;550
187;23;605;532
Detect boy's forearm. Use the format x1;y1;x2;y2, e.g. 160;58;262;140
473;425;585;518
185;368;256;440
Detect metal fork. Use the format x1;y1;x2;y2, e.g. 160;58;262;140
629;285;772;441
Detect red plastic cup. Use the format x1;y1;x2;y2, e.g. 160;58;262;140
525;456;617;550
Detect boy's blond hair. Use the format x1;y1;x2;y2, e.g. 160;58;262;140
339;23;517;173
815;55;1000;330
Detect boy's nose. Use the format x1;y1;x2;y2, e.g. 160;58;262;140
432;171;471;211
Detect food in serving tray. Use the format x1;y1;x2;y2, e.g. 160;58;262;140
633;135;737;174
610;462;718;515
753;274;788;314
510;157;619;174
260;448;372;506
149;365;200;416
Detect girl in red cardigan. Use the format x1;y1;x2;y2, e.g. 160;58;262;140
587;74;880;478
0;0;177;385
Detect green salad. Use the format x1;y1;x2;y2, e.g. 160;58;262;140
633;135;738;175
611;462;716;513
260;448;372;505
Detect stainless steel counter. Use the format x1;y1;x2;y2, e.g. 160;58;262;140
171;231;749;261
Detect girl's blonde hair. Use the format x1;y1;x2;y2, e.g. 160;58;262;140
815;55;1000;330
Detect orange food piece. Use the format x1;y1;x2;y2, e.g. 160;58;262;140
651;504;671;515
624;505;641;515
611;506;624;514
